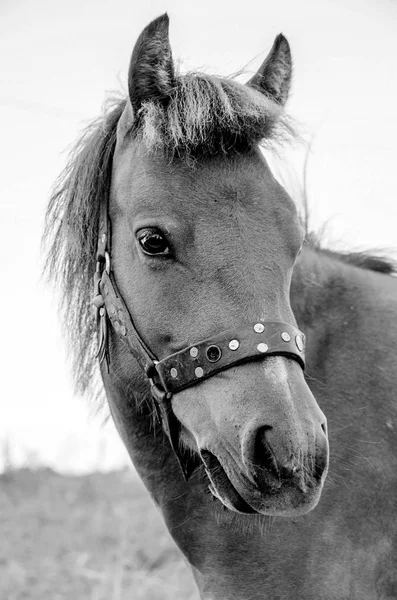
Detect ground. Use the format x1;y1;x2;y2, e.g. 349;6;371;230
0;468;199;600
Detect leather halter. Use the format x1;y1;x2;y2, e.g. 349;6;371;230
93;196;306;479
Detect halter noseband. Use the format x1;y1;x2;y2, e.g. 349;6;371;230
93;198;306;479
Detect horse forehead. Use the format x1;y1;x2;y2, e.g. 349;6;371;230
113;147;282;218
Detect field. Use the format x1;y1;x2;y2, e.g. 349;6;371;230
0;468;199;600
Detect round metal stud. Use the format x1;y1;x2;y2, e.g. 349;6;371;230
229;339;240;351
120;326;127;336
254;323;265;333
195;367;204;378
170;368;178;378
281;331;291;342
295;335;304;352
190;347;199;358
206;345;222;363
109;305;116;315
101;233;106;244
257;342;269;353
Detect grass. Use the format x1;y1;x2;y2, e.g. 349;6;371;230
0;468;199;600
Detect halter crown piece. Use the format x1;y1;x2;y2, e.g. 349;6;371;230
92;196;306;480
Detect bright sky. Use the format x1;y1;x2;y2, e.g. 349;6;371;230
1;0;396;473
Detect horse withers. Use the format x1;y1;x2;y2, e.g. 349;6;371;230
45;14;397;600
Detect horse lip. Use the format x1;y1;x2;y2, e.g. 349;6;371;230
200;448;324;516
200;450;257;514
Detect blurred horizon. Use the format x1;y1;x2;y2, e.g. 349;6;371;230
1;0;396;474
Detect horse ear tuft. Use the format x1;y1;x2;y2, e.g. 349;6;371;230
128;14;175;113
247;34;292;106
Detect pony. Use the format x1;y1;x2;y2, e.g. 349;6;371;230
44;14;397;600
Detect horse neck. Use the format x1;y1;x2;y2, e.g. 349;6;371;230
290;245;368;381
290;243;397;418
290;245;345;329
290;243;396;346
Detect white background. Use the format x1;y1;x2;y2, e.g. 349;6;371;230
1;0;396;472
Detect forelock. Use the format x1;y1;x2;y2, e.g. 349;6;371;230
135;72;296;161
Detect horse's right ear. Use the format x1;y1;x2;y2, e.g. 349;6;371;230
127;14;175;114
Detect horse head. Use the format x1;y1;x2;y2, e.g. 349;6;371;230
106;14;329;516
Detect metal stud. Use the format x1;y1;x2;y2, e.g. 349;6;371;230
170;367;178;378
229;339;240;351
254;323;265;333
101;233;106;244
257;343;269;353
109;305;116;315
281;331;291;342
195;367;204;378
120;326;127;336
295;335;304;351
99;307;105;317
206;345;222;363
190;347;199;358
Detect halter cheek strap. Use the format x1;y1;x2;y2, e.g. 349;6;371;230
92;201;306;480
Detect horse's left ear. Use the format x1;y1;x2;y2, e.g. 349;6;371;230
247;34;292;106
127;13;175;113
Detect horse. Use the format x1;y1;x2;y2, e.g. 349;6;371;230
44;14;397;600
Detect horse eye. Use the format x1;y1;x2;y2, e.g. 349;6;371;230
137;229;171;256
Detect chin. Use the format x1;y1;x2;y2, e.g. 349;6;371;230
202;450;326;517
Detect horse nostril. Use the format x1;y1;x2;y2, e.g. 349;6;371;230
315;423;329;481
253;426;279;477
314;446;328;481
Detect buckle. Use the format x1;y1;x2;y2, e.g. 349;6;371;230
95;251;111;275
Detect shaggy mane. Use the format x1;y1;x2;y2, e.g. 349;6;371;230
43;98;126;397
137;72;296;159
305;233;397;276
325;249;397;274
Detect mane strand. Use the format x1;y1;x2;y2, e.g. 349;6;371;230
324;249;397;275
43;98;126;395
305;233;397;275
